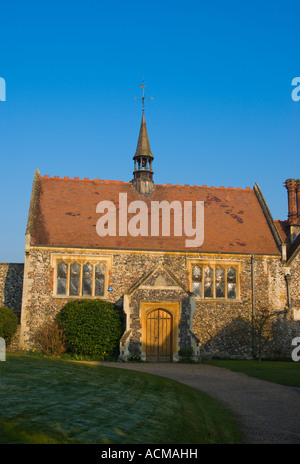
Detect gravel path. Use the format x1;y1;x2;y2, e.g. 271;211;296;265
97;362;300;444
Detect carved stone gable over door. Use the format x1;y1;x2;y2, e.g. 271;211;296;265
120;261;200;362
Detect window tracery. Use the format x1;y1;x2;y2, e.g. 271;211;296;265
54;259;107;298
191;263;239;300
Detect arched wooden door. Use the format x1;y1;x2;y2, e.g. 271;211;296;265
146;308;173;362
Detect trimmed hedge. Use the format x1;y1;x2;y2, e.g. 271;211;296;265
0;306;18;346
57;299;122;356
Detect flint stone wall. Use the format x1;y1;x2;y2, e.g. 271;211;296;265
19;247;300;359
0;263;24;318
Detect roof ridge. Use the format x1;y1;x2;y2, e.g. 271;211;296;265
156;183;253;191
41;175;130;184
41;175;253;191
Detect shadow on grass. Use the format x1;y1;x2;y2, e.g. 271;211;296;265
0;355;243;444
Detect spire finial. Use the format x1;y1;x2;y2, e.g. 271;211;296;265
135;77;153;113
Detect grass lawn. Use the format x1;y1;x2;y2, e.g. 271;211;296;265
205;360;300;387
0;355;242;444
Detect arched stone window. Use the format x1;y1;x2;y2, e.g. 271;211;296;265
95;263;105;296
82;263;93;295
227;268;236;299
204;267;213;298
54;258;108;298
69;262;80;296
57;262;67;295
215;267;225;298
189;262;239;300
192;265;202;297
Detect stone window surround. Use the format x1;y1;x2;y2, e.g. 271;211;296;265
187;259;242;301
51;254;112;299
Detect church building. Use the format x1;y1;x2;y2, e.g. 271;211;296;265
14;101;300;361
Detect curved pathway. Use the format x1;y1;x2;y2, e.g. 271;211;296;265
97;362;300;444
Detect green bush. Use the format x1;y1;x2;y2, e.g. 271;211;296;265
0;306;18;346
56;299;122;356
34;320;66;356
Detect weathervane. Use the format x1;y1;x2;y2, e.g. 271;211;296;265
135;77;153;113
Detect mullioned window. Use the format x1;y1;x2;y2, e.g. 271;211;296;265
55;260;106;297
191;263;238;300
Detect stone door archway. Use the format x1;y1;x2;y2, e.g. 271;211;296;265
140;301;180;362
146;308;173;362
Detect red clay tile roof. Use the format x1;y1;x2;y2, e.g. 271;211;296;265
30;176;281;255
274;220;290;244
275;219;300;260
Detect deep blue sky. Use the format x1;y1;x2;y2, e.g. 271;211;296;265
0;0;299;262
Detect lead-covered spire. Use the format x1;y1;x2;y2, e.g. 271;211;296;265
133;112;154;160
132;81;155;195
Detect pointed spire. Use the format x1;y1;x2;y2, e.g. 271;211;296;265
132;80;155;195
133;112;154;160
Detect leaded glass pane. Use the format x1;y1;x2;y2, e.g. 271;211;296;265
57;277;67;295
192;266;202;297
70;262;80;296
192;281;201;297
82;263;92;295
57;262;67;278
192;266;201;278
227;268;236;283
204;267;213;298
227;283;236;299
215;267;225;298
95;264;105;277
57;262;67;295
95;264;105;296
227;268;236;299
